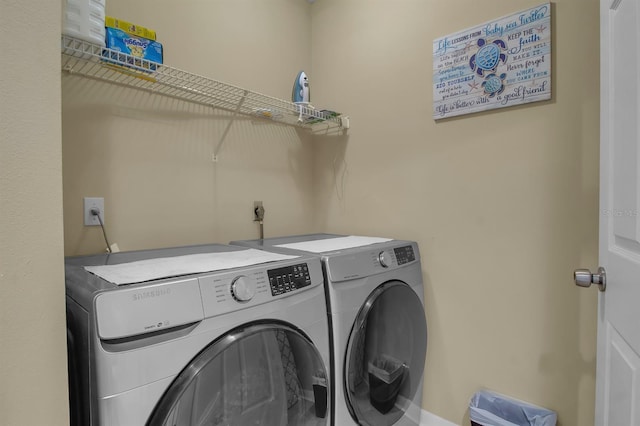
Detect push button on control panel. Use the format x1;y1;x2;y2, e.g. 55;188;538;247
268;263;311;296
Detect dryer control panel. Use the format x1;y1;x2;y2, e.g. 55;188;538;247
378;244;416;268
325;241;421;282
394;245;416;265
267;263;311;296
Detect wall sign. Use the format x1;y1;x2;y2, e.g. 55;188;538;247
433;3;551;120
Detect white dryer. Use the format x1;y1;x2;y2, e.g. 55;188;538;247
231;234;427;426
65;243;331;426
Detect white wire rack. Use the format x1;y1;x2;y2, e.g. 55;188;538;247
61;35;348;133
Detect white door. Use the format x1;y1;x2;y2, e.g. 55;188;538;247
591;0;640;424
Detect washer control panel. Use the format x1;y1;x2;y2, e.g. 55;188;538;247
198;258;322;319
267;263;311;296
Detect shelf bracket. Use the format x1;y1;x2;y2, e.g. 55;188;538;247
212;89;249;162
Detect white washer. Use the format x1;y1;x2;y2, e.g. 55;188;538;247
231;234;427;426
66;243;331;426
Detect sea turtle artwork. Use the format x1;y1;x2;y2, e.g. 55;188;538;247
469;38;508;76
481;73;507;97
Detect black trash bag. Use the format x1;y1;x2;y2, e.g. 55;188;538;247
469;390;557;426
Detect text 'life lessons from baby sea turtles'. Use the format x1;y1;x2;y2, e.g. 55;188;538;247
433;3;551;120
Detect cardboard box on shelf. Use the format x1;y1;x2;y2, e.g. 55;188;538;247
105;16;156;41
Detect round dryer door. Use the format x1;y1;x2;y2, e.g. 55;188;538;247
344;281;427;426
147;322;329;426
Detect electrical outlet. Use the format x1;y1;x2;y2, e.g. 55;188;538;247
84;197;105;226
253;201;264;222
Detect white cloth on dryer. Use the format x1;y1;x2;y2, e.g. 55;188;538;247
274;235;392;253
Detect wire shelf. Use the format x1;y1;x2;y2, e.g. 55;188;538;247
61;35;348;131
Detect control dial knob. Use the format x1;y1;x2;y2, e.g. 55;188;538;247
231;275;256;302
378;251;391;268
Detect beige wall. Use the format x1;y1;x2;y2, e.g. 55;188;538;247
63;0;317;256
0;1;69;426
311;1;599;425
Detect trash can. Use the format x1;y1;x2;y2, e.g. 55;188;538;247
368;355;407;414
469;390;557;426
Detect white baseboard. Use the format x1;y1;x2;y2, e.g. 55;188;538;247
394;396;458;426
420;409;459;426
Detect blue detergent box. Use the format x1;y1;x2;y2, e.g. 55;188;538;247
104;27;163;72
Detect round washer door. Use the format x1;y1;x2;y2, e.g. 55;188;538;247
344;281;427;425
147;322;329;426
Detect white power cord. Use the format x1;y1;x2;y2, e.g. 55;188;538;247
90;208;112;253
